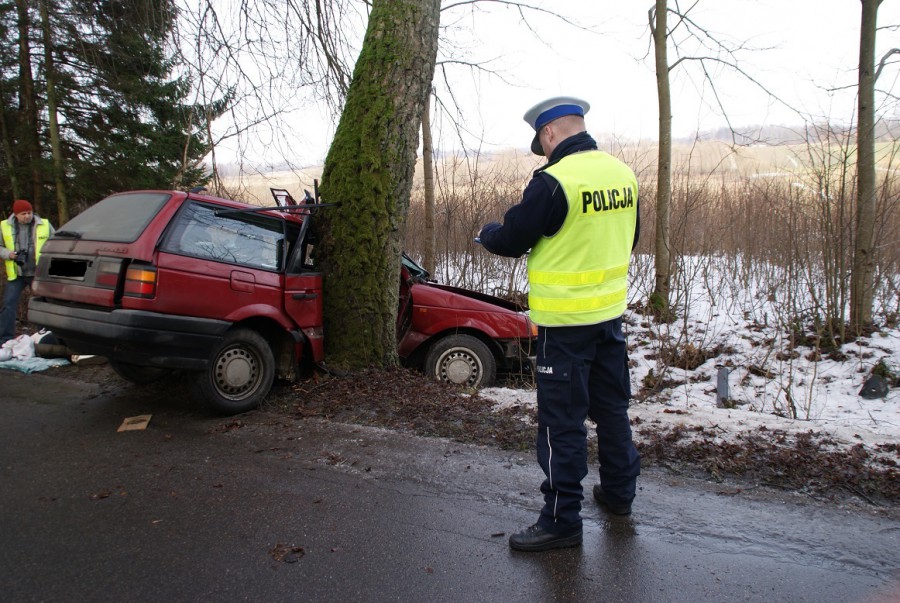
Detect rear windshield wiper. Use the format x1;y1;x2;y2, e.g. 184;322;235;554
53;230;82;239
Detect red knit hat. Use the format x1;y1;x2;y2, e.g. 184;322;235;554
12;200;32;214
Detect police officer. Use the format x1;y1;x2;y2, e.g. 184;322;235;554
478;96;641;552
1;200;54;344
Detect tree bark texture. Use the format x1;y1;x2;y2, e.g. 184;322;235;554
0;94;21;202
15;0;42;211
40;0;68;223
651;0;672;313
315;0;441;371
422;89;436;275
851;0;880;332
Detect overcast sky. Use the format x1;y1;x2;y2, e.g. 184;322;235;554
219;0;900;167
445;0;900;145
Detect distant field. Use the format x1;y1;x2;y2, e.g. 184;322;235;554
219;167;324;206
219;138;900;204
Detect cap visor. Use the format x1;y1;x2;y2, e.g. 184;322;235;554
531;132;544;156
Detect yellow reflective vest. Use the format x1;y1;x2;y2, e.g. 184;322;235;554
527;150;638;326
1;217;51;281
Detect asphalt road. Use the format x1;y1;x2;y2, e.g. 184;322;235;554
1;368;898;602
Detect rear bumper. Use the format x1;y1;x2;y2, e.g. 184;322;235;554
28;298;231;370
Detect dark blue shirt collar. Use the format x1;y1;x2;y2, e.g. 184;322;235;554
540;131;598;171
549;131;598;160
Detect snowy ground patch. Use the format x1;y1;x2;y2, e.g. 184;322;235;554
480;255;900;455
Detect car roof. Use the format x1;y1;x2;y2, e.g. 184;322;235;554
126;189;305;224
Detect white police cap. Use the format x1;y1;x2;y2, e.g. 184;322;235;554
523;96;590;156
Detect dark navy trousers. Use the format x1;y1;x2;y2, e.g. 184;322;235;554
534;318;641;533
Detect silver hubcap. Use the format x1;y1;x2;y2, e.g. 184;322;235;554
214;347;259;398
437;348;483;387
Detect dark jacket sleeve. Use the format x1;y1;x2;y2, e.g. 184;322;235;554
478;174;567;258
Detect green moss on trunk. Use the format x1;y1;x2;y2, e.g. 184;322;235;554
314;0;440;373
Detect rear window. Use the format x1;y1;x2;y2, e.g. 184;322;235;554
56;192;172;242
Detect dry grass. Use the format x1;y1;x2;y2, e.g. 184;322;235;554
217;167;324;206
214;136;900;334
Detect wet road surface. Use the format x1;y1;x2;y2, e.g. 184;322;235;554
1;369;898;602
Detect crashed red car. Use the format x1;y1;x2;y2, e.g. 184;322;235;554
28;188;535;414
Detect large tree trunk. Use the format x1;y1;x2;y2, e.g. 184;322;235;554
650;0;672;316
40;0;67;223
15;0;42;211
0;90;21;202
422;89;436;275
315;0;441;372
850;0;881;333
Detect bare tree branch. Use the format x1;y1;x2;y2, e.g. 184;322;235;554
669;54;807;125
441;0;588;33
875;48;900;82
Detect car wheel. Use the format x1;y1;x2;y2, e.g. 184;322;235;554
109;360;173;385
425;334;496;388
199;328;275;415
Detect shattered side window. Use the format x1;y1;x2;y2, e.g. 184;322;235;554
162;202;283;271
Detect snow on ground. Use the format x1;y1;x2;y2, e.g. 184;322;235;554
477;256;900;453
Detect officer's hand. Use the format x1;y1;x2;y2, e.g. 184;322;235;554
477;223;502;254
479;222;501;237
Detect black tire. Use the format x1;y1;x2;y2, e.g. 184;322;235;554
199;328;275;415
424;334;496;388
109;360;173;385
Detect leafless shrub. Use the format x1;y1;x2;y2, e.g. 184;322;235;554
401;135;900;414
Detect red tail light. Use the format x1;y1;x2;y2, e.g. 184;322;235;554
124;266;157;298
95;260;121;289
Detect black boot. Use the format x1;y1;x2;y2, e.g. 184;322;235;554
508;523;582;552
592;485;632;515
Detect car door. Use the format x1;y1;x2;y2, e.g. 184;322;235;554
281;219;322;329
156;201;285;320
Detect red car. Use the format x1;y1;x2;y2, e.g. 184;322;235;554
28;188;535;414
